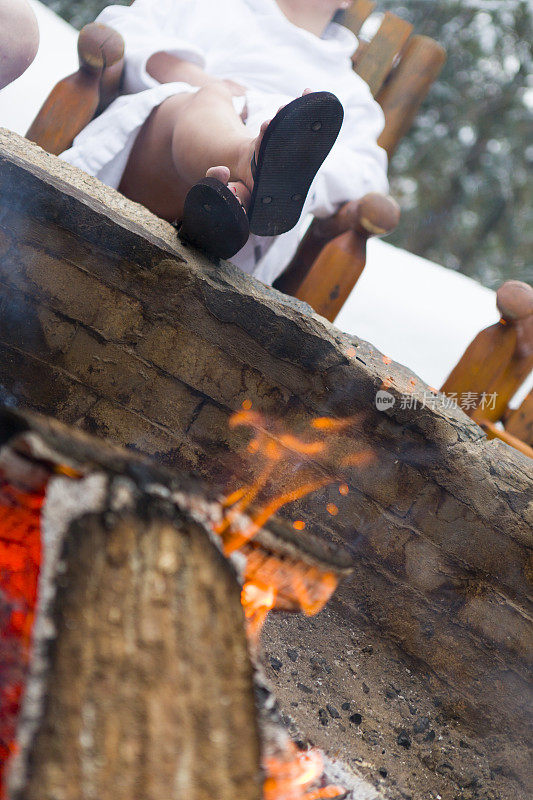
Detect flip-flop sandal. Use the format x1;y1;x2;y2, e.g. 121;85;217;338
248;91;344;237
179;177;249;260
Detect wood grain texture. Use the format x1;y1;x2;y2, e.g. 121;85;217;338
290;228;368;320
0;132;531;756
25;71;102;156
21;517;260;800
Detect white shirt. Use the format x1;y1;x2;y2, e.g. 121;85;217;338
62;0;388;284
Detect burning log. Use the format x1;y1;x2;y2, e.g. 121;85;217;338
0;409;262;800
0;408;358;800
0;128;532;791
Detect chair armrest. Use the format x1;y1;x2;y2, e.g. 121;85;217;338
441;280;533;424
496;280;533;360
313;193;400;239
274;193;399;299
26;23;124;156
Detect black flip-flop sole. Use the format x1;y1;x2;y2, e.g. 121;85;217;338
179;177;249;260
248;92;344;237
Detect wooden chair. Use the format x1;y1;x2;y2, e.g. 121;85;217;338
440;280;533;458
25;1;446;322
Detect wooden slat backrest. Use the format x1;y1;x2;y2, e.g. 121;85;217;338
352;12;413;97
342;0;376;36
436;281;533;459
341;6;446;158
274;9;443;308
377;34;446;157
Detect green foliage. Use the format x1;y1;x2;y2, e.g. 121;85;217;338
41;0;126;30
374;0;532;288
40;0;532;288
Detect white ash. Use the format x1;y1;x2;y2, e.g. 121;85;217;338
321;753;385;800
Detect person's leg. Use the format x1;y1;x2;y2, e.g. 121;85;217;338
0;0;39;90
119;82;256;221
120;83;341;242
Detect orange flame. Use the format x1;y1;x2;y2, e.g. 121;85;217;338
244;548;339;618
223;408;357;798
219;409;374;550
216;407;375;645
222;478;330;555
264;742;345;800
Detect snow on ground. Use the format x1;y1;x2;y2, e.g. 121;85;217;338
336;238;499;389
1;2;528;404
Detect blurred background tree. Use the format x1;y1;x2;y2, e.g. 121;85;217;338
42;0;532;289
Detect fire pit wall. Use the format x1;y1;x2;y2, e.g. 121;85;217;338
0;129;532;798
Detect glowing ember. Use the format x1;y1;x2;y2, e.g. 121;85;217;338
0;480;44;798
293;520;306;531
263;741;345;800
310;418;351;433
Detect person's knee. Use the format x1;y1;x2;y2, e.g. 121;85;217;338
0;0;39;90
195;81;234;104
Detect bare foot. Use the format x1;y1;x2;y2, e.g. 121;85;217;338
206;90;314;214
205;166;251;211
